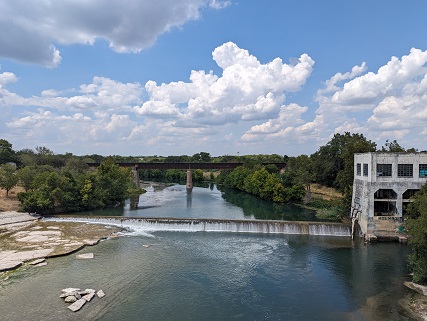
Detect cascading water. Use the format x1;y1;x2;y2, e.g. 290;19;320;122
44;216;351;237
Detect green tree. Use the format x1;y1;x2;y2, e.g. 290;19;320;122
192;152;212;163
193;169;204;181
96;158;136;206
0;139;15;164
223;166;252;190
243;167;270;196
311;132;377;191
405;184;427;284
18;166;37;192
0;163;19;196
282;155;314;191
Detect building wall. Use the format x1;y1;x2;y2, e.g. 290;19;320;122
351;153;427;236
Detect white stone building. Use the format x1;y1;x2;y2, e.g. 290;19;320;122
351;153;427;240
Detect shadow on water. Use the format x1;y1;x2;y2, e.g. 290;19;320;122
219;187;318;221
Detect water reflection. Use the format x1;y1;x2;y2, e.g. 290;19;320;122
186;190;192;208
219;187;318;221
64;183;319;222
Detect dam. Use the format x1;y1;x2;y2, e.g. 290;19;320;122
44;216;351;237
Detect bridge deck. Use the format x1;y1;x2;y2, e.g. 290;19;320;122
87;162;286;170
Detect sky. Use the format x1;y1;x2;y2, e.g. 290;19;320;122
1;0;427;157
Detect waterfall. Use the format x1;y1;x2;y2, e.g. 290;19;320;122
44;216;351;237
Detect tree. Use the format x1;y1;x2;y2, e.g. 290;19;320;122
18;166;37;192
405;184;427;284
0;139;15;164
381;139;405;152
0;164;19;196
282;155;314;191
311;132;376;192
96;158;136;206
192;152;212;163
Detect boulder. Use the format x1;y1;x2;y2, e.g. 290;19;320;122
60;291;81;299
64;296;77;303
97;290;105;298
67;298;86;312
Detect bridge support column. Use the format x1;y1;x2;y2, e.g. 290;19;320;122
186;170;193;192
132;166;140;187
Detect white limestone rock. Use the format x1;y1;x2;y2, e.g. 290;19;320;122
67;298;86;312
64;296;77;303
29;258;45;265
96;290;105;298
60;290;81;299
82;292;95;302
61;287;81;293
76;253;94;259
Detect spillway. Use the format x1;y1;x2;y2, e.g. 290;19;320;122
44;216;351;237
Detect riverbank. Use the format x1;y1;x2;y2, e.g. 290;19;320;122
0;211;122;272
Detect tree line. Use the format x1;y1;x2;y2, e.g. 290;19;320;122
0;139;143;214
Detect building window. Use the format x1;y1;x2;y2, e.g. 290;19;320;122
363;164;368;176
376;164;392;177
356;163;361;176
419;164;427;177
398;164;413;177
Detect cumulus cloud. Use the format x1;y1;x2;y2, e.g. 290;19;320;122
136;42;314;126
311;47;427;147
239;48;427;151
4;41;427;155
0;0;230;67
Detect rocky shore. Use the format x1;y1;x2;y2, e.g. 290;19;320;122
0;211;122;272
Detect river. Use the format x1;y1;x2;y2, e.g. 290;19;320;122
0;183;416;320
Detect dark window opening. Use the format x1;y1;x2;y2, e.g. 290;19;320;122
363;163;368;176
403;189;420;199
374;201;397;216
374;189;397;199
398;164;413;177
356;163;361;176
419;164;427;177
376;164;392;177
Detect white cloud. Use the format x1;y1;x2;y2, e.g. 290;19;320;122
4;43;427;155
240;48;427;152
0;72;17;86
331;48;427;107
0;0;230;66
138;42;314;126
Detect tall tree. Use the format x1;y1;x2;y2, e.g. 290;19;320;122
0;163;19;196
0;139;15;164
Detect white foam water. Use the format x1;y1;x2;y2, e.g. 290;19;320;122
44;216;351;237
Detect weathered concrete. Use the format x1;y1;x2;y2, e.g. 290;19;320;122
351;153;427;240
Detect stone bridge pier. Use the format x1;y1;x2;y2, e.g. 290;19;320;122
186;170;193;192
131;166;140;187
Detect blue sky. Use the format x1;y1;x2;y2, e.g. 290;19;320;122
1;0;427;156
